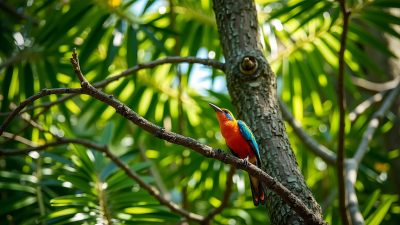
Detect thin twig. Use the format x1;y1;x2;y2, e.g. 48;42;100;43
349;91;385;122
279;99;337;165
336;0;351;224
202;166;236;225
1;131;36;147
93;56;225;88
351;76;400;92
345;159;363;225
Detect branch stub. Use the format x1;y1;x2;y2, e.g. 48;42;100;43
239;56;258;76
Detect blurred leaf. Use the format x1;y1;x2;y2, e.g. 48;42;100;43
365;196;397;225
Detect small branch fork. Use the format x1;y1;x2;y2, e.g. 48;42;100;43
0;49;327;225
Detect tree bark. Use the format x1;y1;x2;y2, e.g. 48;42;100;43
212;0;324;224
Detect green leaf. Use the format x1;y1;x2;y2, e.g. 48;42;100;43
362;189;381;217
365;196;397;225
362;8;400;25
0;196;36;215
79;15;110;65
293;2;333;32
349;23;396;58
23;63;34;102
100;122;115;145
0;66;13;113
58;175;93;194
127;25;138;68
0;182;36;194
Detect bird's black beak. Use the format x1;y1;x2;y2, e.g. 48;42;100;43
209;103;223;112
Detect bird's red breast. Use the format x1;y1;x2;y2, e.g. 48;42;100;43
219;120;256;161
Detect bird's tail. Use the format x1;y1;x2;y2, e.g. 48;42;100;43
249;175;266;206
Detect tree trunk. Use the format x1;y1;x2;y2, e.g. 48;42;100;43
212;0;324;224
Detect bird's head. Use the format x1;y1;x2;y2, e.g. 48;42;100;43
209;103;236;122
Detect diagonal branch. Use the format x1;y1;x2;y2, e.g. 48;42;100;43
69;49;326;225
1;131;36;147
279;100;337;165
0;49;326;225
349;91;385;122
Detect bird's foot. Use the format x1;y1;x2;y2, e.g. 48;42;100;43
242;156;249;167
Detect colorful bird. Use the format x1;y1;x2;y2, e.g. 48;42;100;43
209;103;265;206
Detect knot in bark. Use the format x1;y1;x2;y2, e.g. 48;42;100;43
239;56;258;75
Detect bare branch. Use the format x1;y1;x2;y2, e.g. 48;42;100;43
345;159;364;225
1;131;36;147
94;56;225;89
202;166;236;224
279;100;337;164
351;76;400;92
349;91;385;122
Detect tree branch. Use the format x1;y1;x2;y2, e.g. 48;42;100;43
279;99;337;165
349;91;385;122
337;0;351;224
1;131;36;147
351;76;400;92
68;50;326;225
0;49;326;225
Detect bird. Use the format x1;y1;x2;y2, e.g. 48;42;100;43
209;103;265;206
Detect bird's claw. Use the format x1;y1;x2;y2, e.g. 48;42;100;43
242;157;249;167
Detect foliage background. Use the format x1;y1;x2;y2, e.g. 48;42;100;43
0;0;399;224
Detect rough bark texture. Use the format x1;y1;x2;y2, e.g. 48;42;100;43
212;0;324;224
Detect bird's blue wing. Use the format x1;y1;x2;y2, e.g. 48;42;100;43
237;120;262;164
